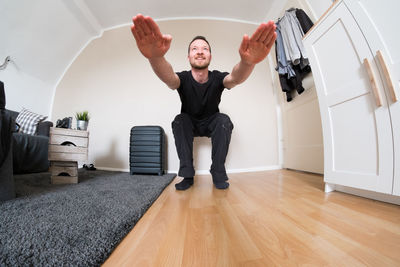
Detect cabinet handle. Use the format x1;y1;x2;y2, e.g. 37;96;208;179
364;58;383;107
376;50;398;103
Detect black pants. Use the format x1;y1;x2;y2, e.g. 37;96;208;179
172;112;233;183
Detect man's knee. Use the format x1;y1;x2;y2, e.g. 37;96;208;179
172;113;192;131
215;113;234;132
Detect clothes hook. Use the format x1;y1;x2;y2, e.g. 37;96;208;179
0;56;11;70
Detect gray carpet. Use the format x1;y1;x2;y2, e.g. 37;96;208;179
0;169;176;266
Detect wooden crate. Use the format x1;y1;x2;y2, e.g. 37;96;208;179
50;161;78;184
48;127;89;184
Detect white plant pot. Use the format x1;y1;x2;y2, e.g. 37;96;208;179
77;120;88;131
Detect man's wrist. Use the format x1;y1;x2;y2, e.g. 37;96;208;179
149;56;165;63
148;56;168;67
240;58;256;68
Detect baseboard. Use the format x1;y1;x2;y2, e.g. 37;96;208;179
95;165;283;175
331;184;400;205
96;167;130;172
226;165;282;174
171;165;282;175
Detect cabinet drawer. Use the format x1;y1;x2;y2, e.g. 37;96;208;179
50;127;88;137
50;161;78;177
49;144;87;154
48;144;88;162
50;135;88;148
48;151;87;162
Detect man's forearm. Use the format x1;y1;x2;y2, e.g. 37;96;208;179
225;60;255;88
149;57;180;89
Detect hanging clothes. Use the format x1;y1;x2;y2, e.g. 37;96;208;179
279;8;309;68
275;8;314;102
296;8;314;34
275;23;296;78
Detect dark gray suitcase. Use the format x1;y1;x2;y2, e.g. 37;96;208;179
130;126;165;175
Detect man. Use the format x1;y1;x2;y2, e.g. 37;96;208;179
131;14;276;190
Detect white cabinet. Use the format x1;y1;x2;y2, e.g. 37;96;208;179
303;0;400;196
343;0;400;195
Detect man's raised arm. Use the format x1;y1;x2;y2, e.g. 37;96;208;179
131;14;180;89
223;21;277;89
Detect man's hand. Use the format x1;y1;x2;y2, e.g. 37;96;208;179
130;14;180;89
239;21;277;65
223;21;277;89
131;14;172;59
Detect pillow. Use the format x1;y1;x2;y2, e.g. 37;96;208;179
16;108;47;135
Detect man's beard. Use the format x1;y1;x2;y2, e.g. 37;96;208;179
190;57;210;70
190;62;210;70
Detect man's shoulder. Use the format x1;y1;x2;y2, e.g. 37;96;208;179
211;69;229;74
210;70;229;80
176;70;190;76
176;70;191;82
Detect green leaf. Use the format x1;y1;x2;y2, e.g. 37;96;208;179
75;111;90;121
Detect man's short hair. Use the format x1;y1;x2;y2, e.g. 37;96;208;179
188;36;211;54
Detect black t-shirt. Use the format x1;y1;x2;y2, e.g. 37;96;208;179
176;70;229;120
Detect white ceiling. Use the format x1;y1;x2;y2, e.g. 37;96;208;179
82;0;286;29
1;0;289;115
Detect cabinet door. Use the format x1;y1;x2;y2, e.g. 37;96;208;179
303;2;394;193
344;0;400;195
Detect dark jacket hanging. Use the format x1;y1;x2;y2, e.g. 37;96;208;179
275;8;314;102
296;8;314;34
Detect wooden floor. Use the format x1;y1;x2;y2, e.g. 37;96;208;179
103;170;400;266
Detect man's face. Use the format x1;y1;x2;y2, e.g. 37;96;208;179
188;39;212;70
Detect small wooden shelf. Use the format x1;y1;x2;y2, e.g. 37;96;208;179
48;127;89;184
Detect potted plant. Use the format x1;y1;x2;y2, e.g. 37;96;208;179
75;111;90;131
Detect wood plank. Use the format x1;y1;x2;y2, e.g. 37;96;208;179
48;144;87;154
50;161;78;167
48;152;87;162
50;127;89;137
103;170;400;266
49;135;88;147
51;175;78;184
50;165;78;177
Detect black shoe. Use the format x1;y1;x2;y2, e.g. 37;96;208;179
83;164;96;170
214;181;229;190
286;91;292;102
175;177;194;190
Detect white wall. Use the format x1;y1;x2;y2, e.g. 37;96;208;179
266;0;331;174
0;0;99;116
51;19;280;174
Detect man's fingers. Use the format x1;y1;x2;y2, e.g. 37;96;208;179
250;21;276;44
164;34;172;44
239;34;249;53
250;23;266;42
132;14;145;29
137;16;152;35
133;14;151;37
133;14;167;43
262;24;277;46
132;15;145;39
258;21;276;44
131;25;140;40
132;24;145;40
145;16;162;39
265;31;277;53
265;32;277;47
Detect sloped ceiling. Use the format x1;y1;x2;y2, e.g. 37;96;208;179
83;0;283;29
0;0;288;115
